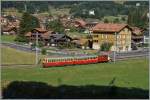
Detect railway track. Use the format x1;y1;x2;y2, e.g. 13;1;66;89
111;54;149;61
1;64;36;68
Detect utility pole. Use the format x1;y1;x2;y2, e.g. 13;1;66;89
36;32;38;65
24;2;27;12
114;32;117;63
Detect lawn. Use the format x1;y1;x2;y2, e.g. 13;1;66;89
1;35;16;42
2;58;149;90
102;15;128;23
1;46;45;65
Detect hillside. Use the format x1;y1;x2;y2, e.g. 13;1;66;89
1;1;149;28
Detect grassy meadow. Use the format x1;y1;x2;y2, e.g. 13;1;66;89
1;46;46;65
2;57;149;90
1;35;16;42
1;46;149;90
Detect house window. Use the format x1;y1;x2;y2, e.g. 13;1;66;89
93;40;98;43
106;35;108;39
102;34;104;38
123;35;125;39
117;35;119;39
94;35;98;38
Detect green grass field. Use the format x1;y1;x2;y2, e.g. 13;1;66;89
1;46;149;90
1;35;16;42
1;46;46;65
2;58;149;90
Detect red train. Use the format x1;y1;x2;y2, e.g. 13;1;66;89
42;55;110;68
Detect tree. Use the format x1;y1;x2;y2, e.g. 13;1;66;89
15;12;40;42
113;18;119;23
121;16;126;21
100;42;113;51
104;18;109;23
46;19;65;33
127;6;149;28
41;48;47;55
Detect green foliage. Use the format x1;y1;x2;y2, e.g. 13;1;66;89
3;81;149;98
113;18;119;23
58;43;76;49
69;26;78;32
127;7;149;28
104;18;109;23
1;35;16;42
19;12;40;35
2;1;49;14
15;12;40;42
100;42;113;51
2;58;149;90
41;48;47;55
46;19;65;33
121;16;126;21
70;1;129;19
31;41;44;48
15;35;28;42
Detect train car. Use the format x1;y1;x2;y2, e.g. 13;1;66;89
42;55;110;68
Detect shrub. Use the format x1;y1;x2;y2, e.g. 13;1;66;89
100;42;113;51
41;48;47;55
31;42;44;48
58;43;76;49
15;36;28;43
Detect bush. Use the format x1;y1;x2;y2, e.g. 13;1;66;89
2;81;149;99
15;36;28;43
100;42;113;51
41;48;47;55
58;43;76;49
31;42;44;48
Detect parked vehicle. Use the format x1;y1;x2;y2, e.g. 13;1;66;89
42;55;110;68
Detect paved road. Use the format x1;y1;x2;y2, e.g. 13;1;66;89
1;42;40;53
110;48;149;61
1;42;149;60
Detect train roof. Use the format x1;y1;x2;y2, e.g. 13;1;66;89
45;55;98;60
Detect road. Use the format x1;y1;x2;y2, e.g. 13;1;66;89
1;42;149;61
1;42;40;53
110;48;149;61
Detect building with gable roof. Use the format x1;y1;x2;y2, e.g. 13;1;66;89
91;23;132;52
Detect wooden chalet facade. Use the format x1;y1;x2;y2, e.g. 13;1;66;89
25;28;54;45
49;34;73;46
131;27;144;45
91;23;132;52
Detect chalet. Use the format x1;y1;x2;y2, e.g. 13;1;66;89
1;16;8;26
74;19;86;28
131;27;144;46
1;15;20;35
49;34;72;46
2;26;17;35
85;18;99;29
25;28;54;45
72;38;91;49
91;23;132;52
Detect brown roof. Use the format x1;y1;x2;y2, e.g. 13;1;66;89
131;27;143;35
41;31;53;39
92;23;131;33
25;30;53;39
72;38;87;45
25;32;32;37
33;28;48;33
75;19;87;27
2;26;16;32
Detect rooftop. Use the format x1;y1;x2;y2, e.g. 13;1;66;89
92;23;130;33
